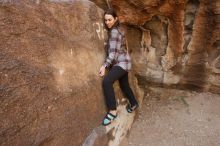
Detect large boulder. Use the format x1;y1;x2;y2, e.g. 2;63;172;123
0;0;105;146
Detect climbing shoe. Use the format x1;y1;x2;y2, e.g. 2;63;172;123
102;112;117;126
126;104;139;113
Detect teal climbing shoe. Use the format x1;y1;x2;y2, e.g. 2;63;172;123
102;113;117;126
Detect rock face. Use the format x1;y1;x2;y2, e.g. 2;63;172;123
104;0;220;93
0;1;104;146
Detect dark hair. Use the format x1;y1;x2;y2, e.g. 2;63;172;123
104;9;118;18
104;9;119;30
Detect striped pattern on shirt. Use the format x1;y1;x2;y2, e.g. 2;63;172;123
104;27;131;71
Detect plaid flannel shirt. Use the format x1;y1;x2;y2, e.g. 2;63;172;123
104;27;131;71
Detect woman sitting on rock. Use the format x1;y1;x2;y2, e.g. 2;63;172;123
99;9;139;126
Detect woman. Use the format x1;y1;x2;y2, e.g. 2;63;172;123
99;9;138;126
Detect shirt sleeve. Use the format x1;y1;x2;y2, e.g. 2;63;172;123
104;29;120;68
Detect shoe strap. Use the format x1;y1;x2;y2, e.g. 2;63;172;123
131;105;138;110
107;113;117;120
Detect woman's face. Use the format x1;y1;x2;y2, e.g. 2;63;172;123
104;14;118;29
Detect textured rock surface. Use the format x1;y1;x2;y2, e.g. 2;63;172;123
0;1;102;146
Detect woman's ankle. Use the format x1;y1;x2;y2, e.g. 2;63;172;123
109;110;117;116
131;103;138;108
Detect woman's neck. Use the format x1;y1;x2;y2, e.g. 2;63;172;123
109;20;119;30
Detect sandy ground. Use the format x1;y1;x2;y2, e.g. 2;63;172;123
120;87;220;146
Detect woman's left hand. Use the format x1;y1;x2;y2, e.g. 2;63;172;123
99;65;106;77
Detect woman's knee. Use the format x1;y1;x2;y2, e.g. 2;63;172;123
119;81;130;89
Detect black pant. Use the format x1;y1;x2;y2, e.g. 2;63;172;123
102;66;138;110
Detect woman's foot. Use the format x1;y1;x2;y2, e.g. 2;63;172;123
126;104;138;113
102;112;117;126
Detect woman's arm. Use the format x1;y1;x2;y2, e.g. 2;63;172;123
103;29;120;68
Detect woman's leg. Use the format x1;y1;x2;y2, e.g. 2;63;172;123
119;72;138;107
102;66;127;111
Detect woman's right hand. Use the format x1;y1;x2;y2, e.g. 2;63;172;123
99;65;106;77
